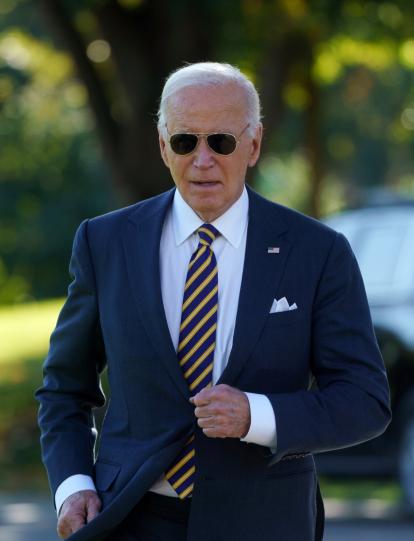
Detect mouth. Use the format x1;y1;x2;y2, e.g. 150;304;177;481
190;180;221;187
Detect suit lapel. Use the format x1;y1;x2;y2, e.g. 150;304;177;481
219;188;293;385
122;189;190;399
121;187;293;395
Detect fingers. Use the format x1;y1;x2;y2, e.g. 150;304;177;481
57;507;85;539
191;383;232;407
57;490;101;539
57;517;81;539
196;414;216;428
189;387;212;406
201;426;226;438
196;414;227;438
191;384;251;439
86;492;102;523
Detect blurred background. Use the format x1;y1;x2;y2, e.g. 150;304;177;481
1;0;414;539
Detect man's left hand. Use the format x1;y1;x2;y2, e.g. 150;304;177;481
190;384;251;438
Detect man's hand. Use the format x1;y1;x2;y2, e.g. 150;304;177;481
190;384;251;438
57;490;101;539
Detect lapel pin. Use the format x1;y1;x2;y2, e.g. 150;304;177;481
267;247;280;254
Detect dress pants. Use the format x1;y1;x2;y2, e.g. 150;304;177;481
105;492;191;541
104;485;324;540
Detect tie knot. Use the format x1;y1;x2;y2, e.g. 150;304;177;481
197;223;220;247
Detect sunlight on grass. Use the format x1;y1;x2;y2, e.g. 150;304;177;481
0;298;64;364
319;477;402;502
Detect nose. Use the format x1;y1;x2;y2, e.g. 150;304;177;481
192;137;215;169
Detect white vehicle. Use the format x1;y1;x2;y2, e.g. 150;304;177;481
318;201;414;513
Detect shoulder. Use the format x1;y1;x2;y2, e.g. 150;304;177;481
70;189;174;256
89;189;174;229
74;189;174;240
248;188;355;278
248;187;340;246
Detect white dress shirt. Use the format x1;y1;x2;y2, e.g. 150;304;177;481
55;187;277;511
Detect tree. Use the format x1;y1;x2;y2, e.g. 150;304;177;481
0;19;111;302
38;0;319;204
38;1;414;216
39;0;221;202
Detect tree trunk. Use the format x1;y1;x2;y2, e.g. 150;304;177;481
259;31;303;156
40;0;216;204
39;0;122;193
303;40;323;219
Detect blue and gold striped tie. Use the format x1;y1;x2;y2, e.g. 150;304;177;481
165;223;220;499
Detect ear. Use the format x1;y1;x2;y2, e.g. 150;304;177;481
159;131;171;169
248;123;263;168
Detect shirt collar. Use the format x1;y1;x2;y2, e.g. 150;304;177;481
172;186;249;248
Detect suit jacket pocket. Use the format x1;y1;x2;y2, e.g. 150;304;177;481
264;454;314;479
94;460;121;492
266;309;303;325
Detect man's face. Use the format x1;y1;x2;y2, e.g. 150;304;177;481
159;83;262;222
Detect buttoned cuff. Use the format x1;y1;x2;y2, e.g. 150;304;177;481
55;474;96;516
241;392;277;450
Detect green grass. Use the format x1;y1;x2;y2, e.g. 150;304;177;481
0;298;64;364
0;298;64;491
0;297;110;492
319;477;402;502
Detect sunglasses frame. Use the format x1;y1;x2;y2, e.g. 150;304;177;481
166;123;250;156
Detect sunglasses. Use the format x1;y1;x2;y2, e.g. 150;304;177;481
167;123;250;156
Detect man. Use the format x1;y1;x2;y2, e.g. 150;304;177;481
36;62;391;541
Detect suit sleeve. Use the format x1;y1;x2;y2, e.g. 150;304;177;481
35;219;106;498
266;232;391;463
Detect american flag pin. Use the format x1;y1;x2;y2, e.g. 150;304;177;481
268;247;280;254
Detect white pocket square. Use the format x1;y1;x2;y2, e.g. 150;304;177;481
270;297;298;314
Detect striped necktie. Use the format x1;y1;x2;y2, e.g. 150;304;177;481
165;223;220;499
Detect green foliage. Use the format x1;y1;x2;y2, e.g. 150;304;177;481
1;0;414;304
0;298;108;491
0;298;62;489
0;357;48;490
259;1;414;212
0;11;113;305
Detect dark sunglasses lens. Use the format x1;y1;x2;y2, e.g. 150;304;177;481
207;134;237;155
170;134;198;155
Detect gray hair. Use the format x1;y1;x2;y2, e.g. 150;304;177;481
157;62;262;137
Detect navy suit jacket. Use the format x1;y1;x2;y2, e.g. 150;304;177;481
36;187;391;541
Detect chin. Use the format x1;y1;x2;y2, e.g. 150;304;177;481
191;198;219;214
196;207;226;223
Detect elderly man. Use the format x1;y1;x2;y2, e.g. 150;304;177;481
36;62;391;541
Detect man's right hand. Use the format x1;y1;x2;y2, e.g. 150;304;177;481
57;490;101;539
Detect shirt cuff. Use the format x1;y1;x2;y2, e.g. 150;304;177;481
241;392;277;450
55;474;97;516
